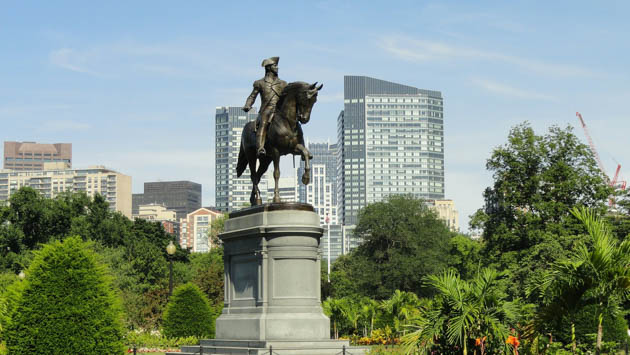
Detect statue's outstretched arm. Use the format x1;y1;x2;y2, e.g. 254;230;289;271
243;83;260;112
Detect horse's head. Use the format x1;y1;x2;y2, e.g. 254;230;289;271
296;82;323;124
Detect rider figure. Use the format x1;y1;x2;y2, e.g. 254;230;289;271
243;56;287;157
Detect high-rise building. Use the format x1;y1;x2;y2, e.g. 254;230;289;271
136;203;177;221
215;106;270;211
298;142;338;225
132;181;201;220
0;164;132;217
179;207;223;252
338;76;444;225
427;199;459;232
266;173;298;203
4;141;72;171
136;203;181;238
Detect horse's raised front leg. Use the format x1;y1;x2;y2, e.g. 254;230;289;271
294;144;311;185
272;152;281;203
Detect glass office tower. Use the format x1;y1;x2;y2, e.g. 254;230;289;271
338;76;444;225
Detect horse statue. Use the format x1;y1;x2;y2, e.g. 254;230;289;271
236;81;323;206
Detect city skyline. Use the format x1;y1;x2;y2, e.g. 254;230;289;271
2;1;629;231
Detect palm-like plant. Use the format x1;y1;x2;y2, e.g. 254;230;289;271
358;297;380;336
339;297;361;335
322;298;345;339
534;206;630;355
403;268;511;355
381;290;421;337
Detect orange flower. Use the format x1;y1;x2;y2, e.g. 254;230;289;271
475;338;481;346
506;335;520;347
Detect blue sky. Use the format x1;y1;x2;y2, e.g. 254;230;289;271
2;1;629;231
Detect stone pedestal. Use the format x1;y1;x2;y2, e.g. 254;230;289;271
215;203;329;340
168;203;365;355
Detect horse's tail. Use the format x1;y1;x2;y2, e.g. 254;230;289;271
236;142;247;178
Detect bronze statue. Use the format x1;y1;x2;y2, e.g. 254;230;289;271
243;56;287;157
237;61;322;205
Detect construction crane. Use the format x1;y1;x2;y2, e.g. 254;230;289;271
576;112;627;205
611;163;627;190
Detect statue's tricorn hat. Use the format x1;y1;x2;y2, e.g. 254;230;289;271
261;56;280;67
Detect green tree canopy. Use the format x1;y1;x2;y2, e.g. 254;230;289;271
4;236;125;354
471;123;612;296
330;195;453;300
189;248;224;306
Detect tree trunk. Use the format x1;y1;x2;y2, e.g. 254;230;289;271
596;312;603;355
571;322;576;355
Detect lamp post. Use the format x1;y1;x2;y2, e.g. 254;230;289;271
325;213;330;283
166;241;176;296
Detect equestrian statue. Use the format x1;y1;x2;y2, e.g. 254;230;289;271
237;56;322;205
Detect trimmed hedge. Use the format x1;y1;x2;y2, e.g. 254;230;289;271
4;236;125;354
162;283;216;339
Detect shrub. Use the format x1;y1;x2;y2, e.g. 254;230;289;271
125;330;199;348
162;283;217;339
4;236;125;354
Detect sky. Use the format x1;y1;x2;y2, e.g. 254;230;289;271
1;1;629;232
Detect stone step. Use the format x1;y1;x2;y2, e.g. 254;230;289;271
168;340;367;355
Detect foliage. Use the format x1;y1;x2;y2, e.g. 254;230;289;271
366;344;405;354
0;187;216;331
471;123;612;297
323;297;348;339
189;248;224;305
530;207;630;354
380;290;422;337
207;213;228;247
448;235;482;280
125;330;198;348
355;328;399;346
162;283;218;339
4;236;125;354
331;195;453;300
402;268;515;355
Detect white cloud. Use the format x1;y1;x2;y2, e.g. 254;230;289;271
380;36;595;78
40;120;91;132
49;48;102;76
47;40;259;80
470;78;557;101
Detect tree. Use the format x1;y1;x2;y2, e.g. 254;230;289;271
189;248;224;305
534;207;630;355
358;297;380;337
448;235;482;280
3;187;51;251
331;195;453;299
471;123;612;297
380;290;421;337
162;283;216;339
4;236;125;354
403;269;514;355
322;298;346;339
339;297;361;335
207;214;228;247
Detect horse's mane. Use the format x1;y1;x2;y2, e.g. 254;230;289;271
277;81;308;109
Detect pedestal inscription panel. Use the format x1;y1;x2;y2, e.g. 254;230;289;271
231;255;258;301
273;257;317;299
